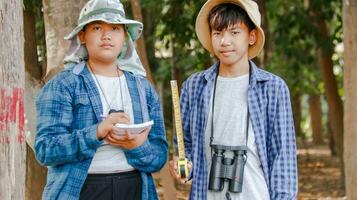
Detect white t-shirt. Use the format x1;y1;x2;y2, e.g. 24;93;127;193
205;74;270;200
88;73;135;174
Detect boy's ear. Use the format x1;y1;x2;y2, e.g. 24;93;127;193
249;29;257;45
78;30;86;44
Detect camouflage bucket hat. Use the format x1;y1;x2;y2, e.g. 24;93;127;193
64;0;146;76
65;0;143;41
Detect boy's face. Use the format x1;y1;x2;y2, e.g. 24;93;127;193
78;21;125;64
211;22;256;67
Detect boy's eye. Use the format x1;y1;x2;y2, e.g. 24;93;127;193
92;26;101;31
212;31;221;36
232;30;240;35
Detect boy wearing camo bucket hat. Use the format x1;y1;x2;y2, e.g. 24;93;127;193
35;0;167;199
169;0;298;199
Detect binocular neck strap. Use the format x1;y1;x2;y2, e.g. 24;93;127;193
209;63;252;151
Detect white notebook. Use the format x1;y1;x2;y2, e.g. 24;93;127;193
114;120;154;135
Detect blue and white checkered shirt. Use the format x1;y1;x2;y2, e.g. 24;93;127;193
180;61;298;200
35;62;167;200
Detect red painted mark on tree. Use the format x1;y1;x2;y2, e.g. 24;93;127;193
0;88;25;144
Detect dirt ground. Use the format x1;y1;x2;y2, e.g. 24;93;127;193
297;144;345;200
156;144;346;200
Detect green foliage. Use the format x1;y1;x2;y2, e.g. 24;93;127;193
156;0;211;81
266;0;342;97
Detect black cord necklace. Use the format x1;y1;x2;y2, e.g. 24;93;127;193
87;63;125;115
210;63;252;151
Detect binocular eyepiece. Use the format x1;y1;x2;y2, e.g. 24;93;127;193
208;145;247;193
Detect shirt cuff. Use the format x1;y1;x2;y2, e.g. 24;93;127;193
124;140;151;158
84;124;103;148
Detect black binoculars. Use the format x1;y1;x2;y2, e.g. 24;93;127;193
108;109;124;114
208;145;248;193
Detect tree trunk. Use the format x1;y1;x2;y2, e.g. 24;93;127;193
24;8;42;80
24;4;48;199
291;94;302;138
309;95;324;144
314;15;344;180
255;0;271;67
309;4;344;168
130;0;154;84
42;0;87;80
0;0;26;199
327;117;337;156
343;1;357;199
317;47;344;154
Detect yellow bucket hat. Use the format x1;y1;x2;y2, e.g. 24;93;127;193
195;0;265;59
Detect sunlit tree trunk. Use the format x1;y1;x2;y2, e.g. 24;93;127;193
343;1;357;199
309;95;323;144
42;0;87;81
0;0;26;199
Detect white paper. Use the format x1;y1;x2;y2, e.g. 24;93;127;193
114;120;154;135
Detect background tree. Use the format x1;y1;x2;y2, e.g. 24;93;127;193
0;0;26;199
23;0;47;199
343;0;357;199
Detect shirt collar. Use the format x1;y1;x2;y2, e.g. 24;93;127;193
203;60;270;87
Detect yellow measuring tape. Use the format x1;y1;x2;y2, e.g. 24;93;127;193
170;80;189;178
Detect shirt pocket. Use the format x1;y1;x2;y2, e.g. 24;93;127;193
73;93;90;107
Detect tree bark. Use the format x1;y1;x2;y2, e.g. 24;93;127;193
312;14;345;181
291;94;302;138
309;3;344;167
24;5;48;199
317;46;344;156
130;0;154;84
0;0;26;199
255;0;271;67
343;0;357;199
309;95;324;144
24;8;42;80
42;0;87;79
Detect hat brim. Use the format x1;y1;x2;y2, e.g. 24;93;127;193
64;17;143;41
195;0;265;59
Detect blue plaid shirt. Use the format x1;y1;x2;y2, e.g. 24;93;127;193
35;62;168;200
180;61;298;200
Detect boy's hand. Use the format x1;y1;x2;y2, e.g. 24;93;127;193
105;126;151;149
169;156;192;184
96;112;131;139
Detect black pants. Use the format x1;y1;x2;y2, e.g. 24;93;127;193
79;170;142;200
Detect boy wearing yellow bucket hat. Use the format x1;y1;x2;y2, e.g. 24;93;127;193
169;0;297;199
35;0;167;199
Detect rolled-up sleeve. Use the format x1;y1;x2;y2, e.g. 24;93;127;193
270;81;298;200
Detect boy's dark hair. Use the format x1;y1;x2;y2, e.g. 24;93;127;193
208;3;256;32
